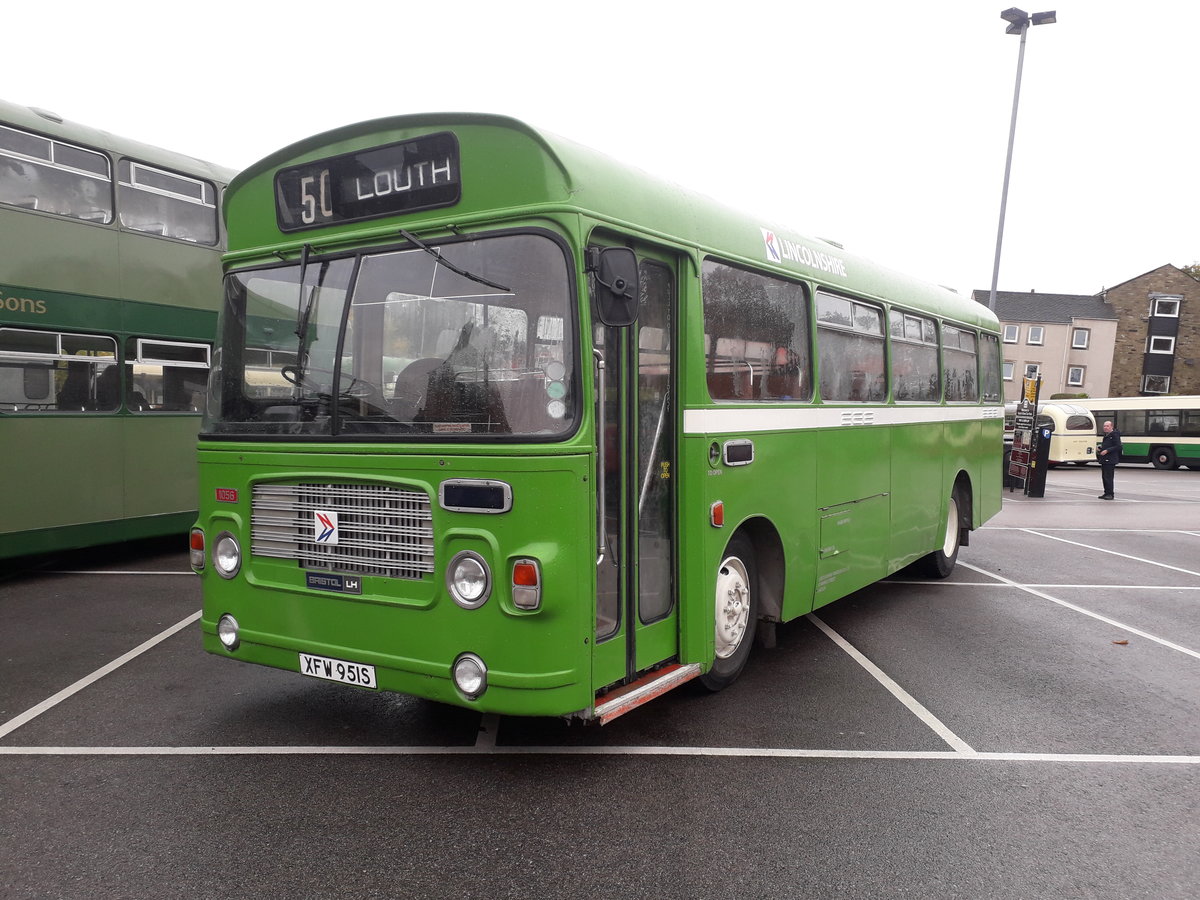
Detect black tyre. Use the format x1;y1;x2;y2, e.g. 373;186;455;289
915;489;962;579
699;533;758;692
1151;447;1177;470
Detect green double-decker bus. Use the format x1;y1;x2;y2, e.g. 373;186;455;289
0;98;235;560
194;114;1003;721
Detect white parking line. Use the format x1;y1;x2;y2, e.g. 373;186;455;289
894;582;1200;591
0;611;201;740
986;527;1194;533
1021;529;1200;579
0;745;1196;764
960;562;1200;661
807;614;975;754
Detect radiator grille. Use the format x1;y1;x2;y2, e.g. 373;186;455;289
251;483;434;579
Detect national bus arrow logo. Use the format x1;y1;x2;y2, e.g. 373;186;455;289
314;510;338;544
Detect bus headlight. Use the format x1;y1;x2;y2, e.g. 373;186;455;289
452;653;487;699
447;551;491;608
213;532;242;579
217;614;240;650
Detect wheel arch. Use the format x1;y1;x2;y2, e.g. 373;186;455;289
953;469;974;539
733;516;785;622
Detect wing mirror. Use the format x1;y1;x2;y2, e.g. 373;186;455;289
590;246;639;327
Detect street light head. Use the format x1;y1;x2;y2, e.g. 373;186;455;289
1031;10;1057;25
1000;7;1028;25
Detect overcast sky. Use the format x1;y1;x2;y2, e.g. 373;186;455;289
8;0;1197;298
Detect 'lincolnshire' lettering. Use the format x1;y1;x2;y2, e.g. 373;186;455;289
761;228;848;278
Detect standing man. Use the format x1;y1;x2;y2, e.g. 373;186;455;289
1098;420;1122;499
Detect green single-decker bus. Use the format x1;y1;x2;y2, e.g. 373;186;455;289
193;114;1003;722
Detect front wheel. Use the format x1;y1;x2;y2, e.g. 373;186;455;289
699;534;759;692
915;490;962;579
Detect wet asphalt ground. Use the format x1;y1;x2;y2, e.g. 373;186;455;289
2;463;1197;899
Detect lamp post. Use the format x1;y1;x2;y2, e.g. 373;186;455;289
987;8;1056;311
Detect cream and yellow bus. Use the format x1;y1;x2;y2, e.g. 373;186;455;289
1037;402;1098;466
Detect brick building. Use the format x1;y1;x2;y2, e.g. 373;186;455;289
1100;265;1200;397
974;264;1200;399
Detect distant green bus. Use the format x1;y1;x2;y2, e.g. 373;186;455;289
194;114;1003;721
1078;395;1200;469
0;99;235;560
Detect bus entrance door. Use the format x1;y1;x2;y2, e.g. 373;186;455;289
592;249;683;711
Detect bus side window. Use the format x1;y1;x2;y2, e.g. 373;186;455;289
702;259;810;403
126;338;211;412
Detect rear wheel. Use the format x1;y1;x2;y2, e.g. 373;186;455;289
916;490;962;579
1151;447;1177;470
699;534;758;692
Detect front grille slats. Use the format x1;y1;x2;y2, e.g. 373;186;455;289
250;482;434;579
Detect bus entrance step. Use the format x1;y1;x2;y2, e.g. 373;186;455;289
594;663;702;725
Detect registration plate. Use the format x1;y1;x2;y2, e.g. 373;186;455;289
298;653;377;689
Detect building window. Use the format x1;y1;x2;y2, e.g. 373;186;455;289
1143;374;1170;393
1024;363;1040;380
1151;296;1181;317
1067;366;1085;387
1071;328;1090;349
1003;361;1014;381
1002;324;1019;343
1148;336;1176;354
1027;326;1044;345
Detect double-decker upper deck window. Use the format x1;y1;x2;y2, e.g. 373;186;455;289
0;124;113;223
701;261;810;402
943;325;979;402
118;160;218;244
816;291;884;402
889;310;939;402
0;327;117;413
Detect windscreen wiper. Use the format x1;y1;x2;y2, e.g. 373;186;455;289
399;229;512;293
291;244;315;398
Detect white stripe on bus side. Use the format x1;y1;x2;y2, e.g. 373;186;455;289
682;405;1005;435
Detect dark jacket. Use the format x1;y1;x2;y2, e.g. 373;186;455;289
1099;428;1122;466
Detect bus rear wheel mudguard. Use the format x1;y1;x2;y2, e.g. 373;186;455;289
917;491;962;579
700;533;759;692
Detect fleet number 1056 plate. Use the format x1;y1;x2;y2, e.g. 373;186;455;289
299;652;377;689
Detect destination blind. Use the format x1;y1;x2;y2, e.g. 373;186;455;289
274;132;460;232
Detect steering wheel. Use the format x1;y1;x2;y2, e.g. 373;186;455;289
280;364;372;397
